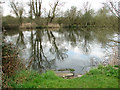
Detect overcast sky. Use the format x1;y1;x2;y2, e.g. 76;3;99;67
0;0;118;16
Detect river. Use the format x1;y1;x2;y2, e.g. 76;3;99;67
4;27;118;74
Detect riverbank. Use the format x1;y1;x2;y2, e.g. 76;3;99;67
3;65;119;88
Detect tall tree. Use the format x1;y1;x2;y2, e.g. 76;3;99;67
103;1;119;28
94;7;110;26
63;6;77;26
10;1;24;25
29;0;42;19
47;0;65;24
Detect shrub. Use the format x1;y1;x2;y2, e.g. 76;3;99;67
2;41;25;88
2;41;25;77
2;15;19;29
87;65;118;77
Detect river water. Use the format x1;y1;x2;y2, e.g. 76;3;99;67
4;27;118;74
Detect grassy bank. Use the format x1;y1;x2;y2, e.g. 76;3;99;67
5;65;119;88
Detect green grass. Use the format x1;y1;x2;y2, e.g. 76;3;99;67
7;65;119;88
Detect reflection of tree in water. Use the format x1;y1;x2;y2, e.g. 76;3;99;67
59;27;117;54
80;28;94;54
28;30;68;73
92;27;117;47
59;28;94;54
58;27;117;73
4;27;117;73
16;30;25;47
29;30;51;73
46;30;68;60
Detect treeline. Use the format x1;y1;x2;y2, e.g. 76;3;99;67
57;6;117;28
2;0;118;29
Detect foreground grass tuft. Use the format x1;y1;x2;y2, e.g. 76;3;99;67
6;65;119;88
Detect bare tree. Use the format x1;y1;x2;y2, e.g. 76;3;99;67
81;2;94;26
10;1;24;25
63;6;77;26
83;1;91;13
103;1;120;17
28;0;33;20
47;0;65;24
28;0;42;19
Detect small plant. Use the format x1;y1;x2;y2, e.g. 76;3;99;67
114;65;118;68
69;69;75;73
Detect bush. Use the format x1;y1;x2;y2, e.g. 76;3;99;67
2;41;25;77
2;15;19;29
87;65;118;77
2;41;25;88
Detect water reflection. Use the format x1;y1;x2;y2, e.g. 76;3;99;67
27;29;68;73
16;30;25;47
5;27;118;74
